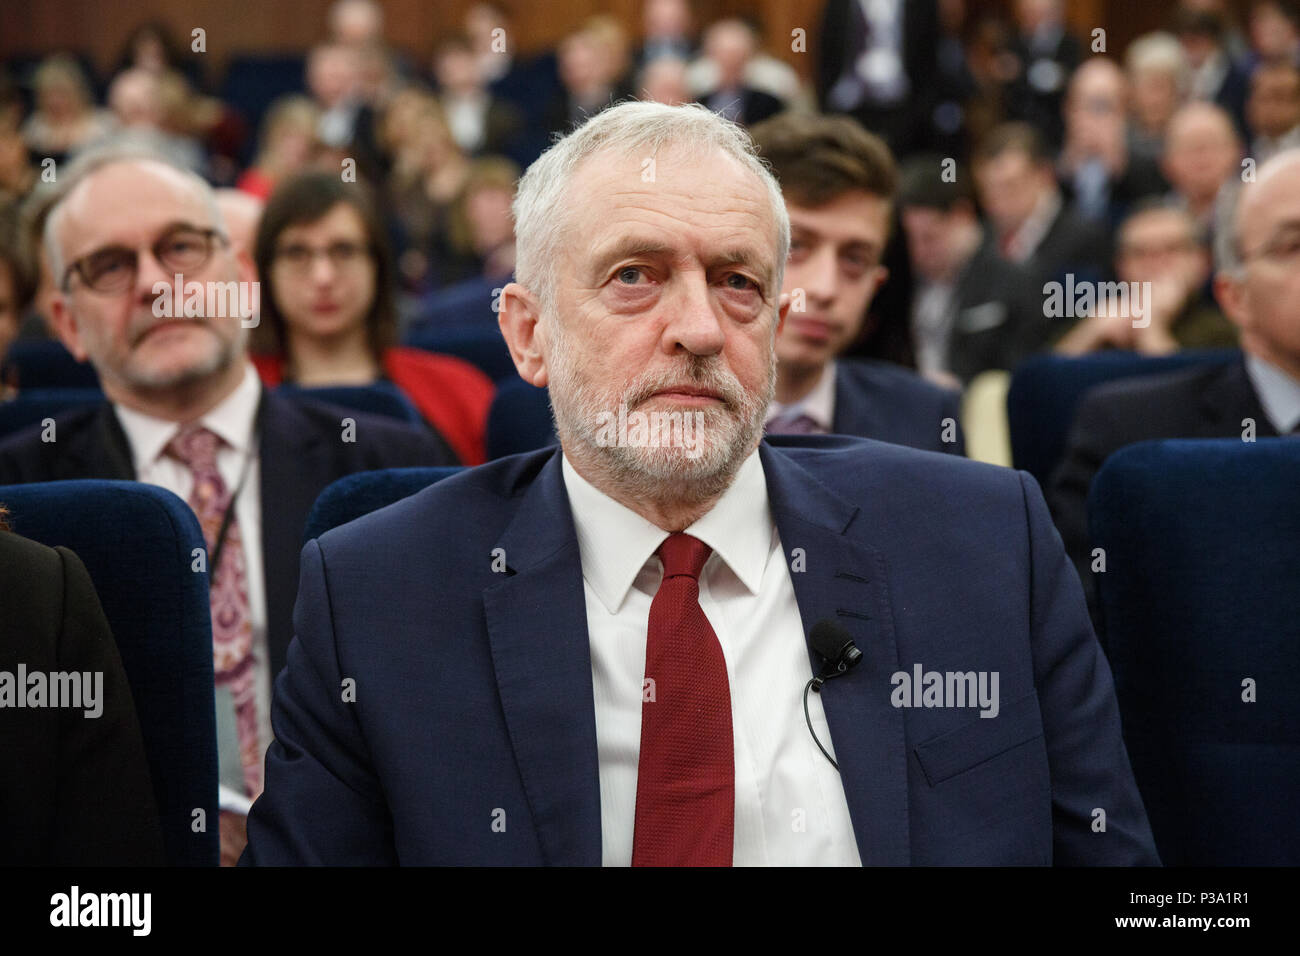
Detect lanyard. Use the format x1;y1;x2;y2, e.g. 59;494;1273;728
208;433;256;583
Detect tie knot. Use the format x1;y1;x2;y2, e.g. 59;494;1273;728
165;424;223;471
766;411;824;435
657;532;711;581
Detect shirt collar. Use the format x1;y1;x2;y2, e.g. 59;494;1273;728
115;362;262;471
1006;189;1062;262
764;359;837;432
1244;353;1300;434
560;446;774;614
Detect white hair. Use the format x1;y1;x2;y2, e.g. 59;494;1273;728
42;143;224;288
511;100;790;314
1126;31;1189;93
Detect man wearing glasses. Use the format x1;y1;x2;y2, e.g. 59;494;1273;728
1050;148;1300;614
0;146;457;864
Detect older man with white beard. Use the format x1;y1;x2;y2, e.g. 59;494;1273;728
245;102;1158;866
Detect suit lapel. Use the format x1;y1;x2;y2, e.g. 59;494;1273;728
482;451;602;865
257;390;333;678
1200;358;1278;437
760;440;911;865
51;403;135;481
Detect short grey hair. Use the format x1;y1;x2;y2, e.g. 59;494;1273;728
1125;31;1188;92
42;142;224;288
512;100;791;314
1214;147;1300;276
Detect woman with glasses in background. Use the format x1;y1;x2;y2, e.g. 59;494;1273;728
250;171;493;464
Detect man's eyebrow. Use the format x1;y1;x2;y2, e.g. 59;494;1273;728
588;239;677;278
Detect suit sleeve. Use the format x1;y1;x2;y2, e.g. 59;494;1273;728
1018;471;1160;865
51;547;165;866
940;389;965;457
242;539;398;865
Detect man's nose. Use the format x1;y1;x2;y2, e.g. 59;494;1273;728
134;247;175;306
663;272;726;356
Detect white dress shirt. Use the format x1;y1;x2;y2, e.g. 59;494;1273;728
765;360;838;433
561;448;862;866
114;363;271;808
1245;353;1300;435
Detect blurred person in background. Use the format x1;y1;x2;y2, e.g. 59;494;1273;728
1174;6;1250;135
431;34;523;158
697;19;783;127
106;68;207;175
1054;199;1235;355
1161;101;1243;231
112;20;204;90
638;0;696;68
547;27;620;136
1245;0;1300;68
1057;57;1167;228
251;171;493;464
637;56;693;106
817;0;940;156
236;95;322;202
974;122;1110;288
384;97;475;292
1005;0;1082;150
1246;58;1300;163
898;155;1046;386
20;55;115;165
1125;32;1189;163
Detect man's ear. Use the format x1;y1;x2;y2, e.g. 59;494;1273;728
498;281;549;387
1213;269;1249;332
776;291;790;336
234;247;256;285
48;292;87;362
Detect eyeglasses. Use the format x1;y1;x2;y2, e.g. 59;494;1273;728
1241;230;1300;267
273;241;372;274
62;226;228;294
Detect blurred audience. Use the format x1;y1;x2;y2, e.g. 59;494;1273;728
974;122;1110;288
1054;199;1235;355
1161;101;1243;231
1057;57;1167;227
431;34;523;157
20;55;115;164
898;155;1046;386
236;95;322;202
1125;32;1189;163
1246;58;1300;163
697;19;783;127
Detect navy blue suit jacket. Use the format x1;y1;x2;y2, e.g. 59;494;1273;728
244;436;1158;865
832;359;965;455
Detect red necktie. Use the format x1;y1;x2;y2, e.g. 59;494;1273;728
632;533;735;866
166;425;263;799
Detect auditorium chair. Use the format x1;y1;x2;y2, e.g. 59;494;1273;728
1006;349;1238;488
303;466;462;541
404;324;519;383
2;339;101;390
0;480;218;866
277;382;425;427
0;388;104;439
1088;438;1300;865
486;377;557;459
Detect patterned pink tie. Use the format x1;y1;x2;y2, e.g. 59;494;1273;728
165;425;262;799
